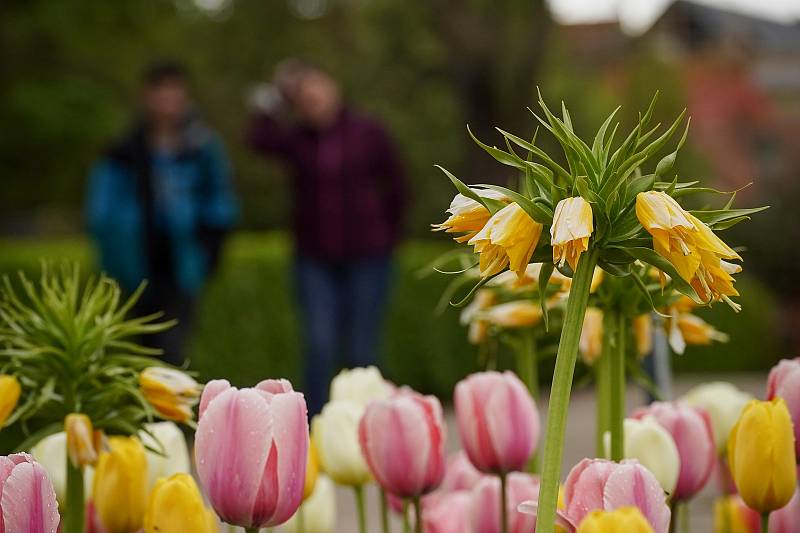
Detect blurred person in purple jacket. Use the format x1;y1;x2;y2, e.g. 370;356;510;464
246;60;409;414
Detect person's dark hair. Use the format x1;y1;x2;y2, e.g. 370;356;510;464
142;60;189;86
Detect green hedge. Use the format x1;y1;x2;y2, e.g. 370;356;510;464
0;233;780;399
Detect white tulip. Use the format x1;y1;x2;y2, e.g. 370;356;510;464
605;416;680;494
329;366;391;407
282;475;336;533
681;381;752;454
139;421;191;490
31;432;93;504
312;401;372;486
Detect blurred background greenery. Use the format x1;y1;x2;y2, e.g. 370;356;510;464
2;0;799;395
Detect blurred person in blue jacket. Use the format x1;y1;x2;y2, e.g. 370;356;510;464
86;60;238;365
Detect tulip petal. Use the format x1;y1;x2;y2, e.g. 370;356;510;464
195;387;273;525
198;379;231;419
603;461;670;533
1;462;60;533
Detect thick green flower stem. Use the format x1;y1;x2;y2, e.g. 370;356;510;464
64;461;85;533
761;512;770;532
381;488;390;533
403;500;411;533
608;307;626;461
354;485;367;533
499;472;508;533
413;495;423;533
594;343;611;457
535;246;600;533
245;528;260;533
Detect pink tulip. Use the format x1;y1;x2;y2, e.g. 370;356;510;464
195;378;308;528
423;490;472;533
454;371;540;474
0;453;60;533
359;390;446;498
771;489;800;532
561;458;671;533
632;401;716;500
441;451;485;492
470;473;539;533
767;358;800;460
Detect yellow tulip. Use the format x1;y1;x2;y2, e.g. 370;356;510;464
576;507;654;533
0;375;21;427
551;196;594;272
139;367;200;423
728;399;797;512
579;308;603;365
433;190;508;243
636;191;742;308
632;314;652;359
304;440;320;500
481;301;543;328
93;436;149;533
65;413;98;468
468;202;543;279
144;473;217;533
714;495;759;533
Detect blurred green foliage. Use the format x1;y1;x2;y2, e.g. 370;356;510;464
0;234;781;398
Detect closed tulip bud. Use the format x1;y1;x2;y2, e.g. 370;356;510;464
551;196;593;272
769;489;800;532
313;400;372;486
455;371;540;474
359;391;445;498
632;314;652;359
433;189;509;243
283;475;337;533
423;490;472;533
604;417;680;494
0;453;60;531
767;358;800;461
195;379;309;528
139;367;200;423
65;413;99;468
682;381;752;454
579;308;603;365
713;495;760;533
329;366;391;408
304;440;320;500
441;450;485;492
728;399;797;512
0;375;21;427
468;202;544;279
93;436;149;533
481;301;543;328
139;421;191;491
144;473;217;533
632;402;715;501
577;507;654;533
559;458;671;533
471;473;540;533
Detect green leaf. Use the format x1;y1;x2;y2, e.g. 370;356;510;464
592;106;621;161
496;128;572;182
689;207;769;227
655;117;690;177
13;422;62;452
467;126;526;171
538;263;555;331
474;184;553;223
618;247;699;302
435;165;506;215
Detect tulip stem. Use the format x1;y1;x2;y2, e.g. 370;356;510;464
499;472;508;533
595;338;611;457
608;307;626;461
517;330;541;473
354;485;367;533
535;249;599;533
245;528;259;533
380;489;390;533
402;500;411;533
64;461;85;533
413;495;423;533
297;505;306;533
761;512;769;532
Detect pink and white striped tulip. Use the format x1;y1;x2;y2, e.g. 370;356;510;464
0;453;60;533
454;371;540;474
770;488;800;532
423;490;472;533
767;358;800;461
632;401;716;501
441;451;485;492
559;458;670;533
470;473;540;533
358;390;446;498
194;379;309;529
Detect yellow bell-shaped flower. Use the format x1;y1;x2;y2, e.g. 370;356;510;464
65;413;98;468
433;190;508;243
0;375;21;427
93;436;149;533
728;399;797;512
579;307;603;366
468;202;543;279
551;196;593;272
139;367;200;423
480;301;543;329
576;507;654;532
632;314;652;359
144;473;218;533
